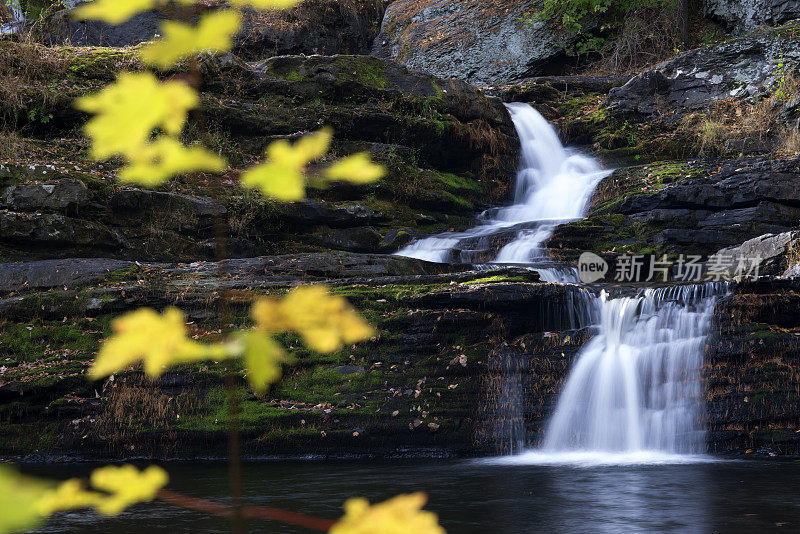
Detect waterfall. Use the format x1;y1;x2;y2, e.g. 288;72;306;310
395;103;610;266
398;102;723;464
487;283;725;465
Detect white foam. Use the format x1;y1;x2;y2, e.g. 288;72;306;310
479;450;720;467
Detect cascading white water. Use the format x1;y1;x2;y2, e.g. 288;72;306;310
488;283;724;465
396;103;610;265
397;102;722;465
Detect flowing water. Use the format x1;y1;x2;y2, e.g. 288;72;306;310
396;102;609;265
505;283;725;463
397;103;729;462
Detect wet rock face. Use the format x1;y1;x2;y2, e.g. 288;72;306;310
372;0;583;86
703;0;800;33
608;22;800;120
708;279;800;455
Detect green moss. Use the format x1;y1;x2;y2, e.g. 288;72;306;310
431;171;482;193
354;62;388;89
590;161;701;216
0;318;106;363
466;273;536;284
57;46;142;81
105;266;142;284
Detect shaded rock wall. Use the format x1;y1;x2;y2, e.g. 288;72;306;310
548;156;800;259
708;279;800;455
0;256;600;459
41;0;385;58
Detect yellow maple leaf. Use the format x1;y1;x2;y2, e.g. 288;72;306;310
89;465;168;516
73;0;300;26
36;479;102;516
229;0;302;9
240;161;305;201
119;136;227;186
0;467;48;534
239;331;293;393
277;127;332;168
252;286;373;354
140;10;243;69
329;493;445;534
240;128;331;200
90;307;230;379
323;152;385;184
76;72;197;160
73;0;160;24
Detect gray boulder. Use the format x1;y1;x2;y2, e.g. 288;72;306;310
372;0;583;86
608;22;800;119
2;179;88;211
703;0;800;33
41;7;162;47
0;258;134;292
713;231;800;277
0;211;123;249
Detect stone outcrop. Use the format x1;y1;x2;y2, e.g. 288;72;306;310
608;21;800;120
372;0;585;86
0;46;518;262
703;0;800;33
549;156;800;258
201;53;517;175
713;231;800;277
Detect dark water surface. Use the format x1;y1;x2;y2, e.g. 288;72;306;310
21;458;800;533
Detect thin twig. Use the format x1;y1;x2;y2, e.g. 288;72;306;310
157;489;336;531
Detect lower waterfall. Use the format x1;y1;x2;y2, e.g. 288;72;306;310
545;284;719;452
488;283;724;465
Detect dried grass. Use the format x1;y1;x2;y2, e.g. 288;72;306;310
675;72;800;157
95;374;199;455
0;131;30;160
592;7;681;76
0;31;67;128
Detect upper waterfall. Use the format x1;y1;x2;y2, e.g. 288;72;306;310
395;102;610;265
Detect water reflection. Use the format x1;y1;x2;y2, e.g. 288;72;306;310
23;459;800;534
